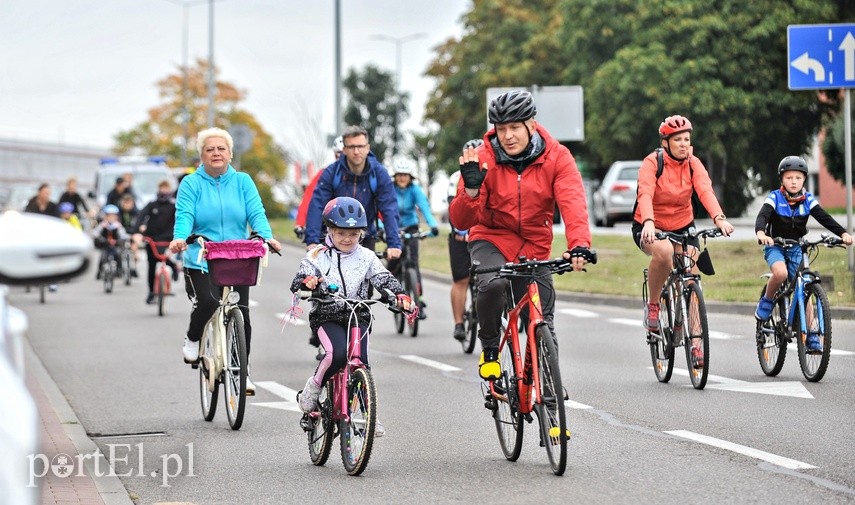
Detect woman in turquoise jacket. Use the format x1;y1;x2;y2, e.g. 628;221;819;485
170;127;281;395
386;157;439;319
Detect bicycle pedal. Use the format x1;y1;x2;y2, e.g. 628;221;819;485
190;362;199;370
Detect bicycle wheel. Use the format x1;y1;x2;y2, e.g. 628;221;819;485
199;326;219;421
493;337;524;461
796;283;832;382
103;260;114;294
307;382;334;466
122;250;132;286
535;325;567;476
155;269;167;316
649;290;674;383
462;292;478;354
684;282;709;390
223;307;248;430
756;287;788;376
405;267;420;337
340;367;376;476
393;273;405;334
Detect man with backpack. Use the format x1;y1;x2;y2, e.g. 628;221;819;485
305;125;402;258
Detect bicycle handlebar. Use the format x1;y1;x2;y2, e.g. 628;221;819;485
473;253;597;276
655;227;723;243
299;285;406;313
772;234;846;248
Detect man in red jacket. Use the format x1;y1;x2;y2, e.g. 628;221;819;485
450;89;595;380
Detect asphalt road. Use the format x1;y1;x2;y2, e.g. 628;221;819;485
14;242;855;504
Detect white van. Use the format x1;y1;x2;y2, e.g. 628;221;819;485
89;156;176;210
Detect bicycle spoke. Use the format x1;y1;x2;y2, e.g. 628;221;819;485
340;367;375;475
797;284;832;382
536;325;567;476
684;283;709;390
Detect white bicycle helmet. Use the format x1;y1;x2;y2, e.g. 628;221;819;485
333;136;344;154
392;158;416;178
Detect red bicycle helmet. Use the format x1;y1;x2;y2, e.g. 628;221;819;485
659;115;693;139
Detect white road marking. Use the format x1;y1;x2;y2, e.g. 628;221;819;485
831;349;855;356
558;308;598;318
565;400;593;409
610;318;738;340
253;381;302;413
611;318;643;327
666;368;814;399
400;354;461;372
664;430;817;470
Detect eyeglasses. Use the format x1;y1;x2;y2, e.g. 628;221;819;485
344;144;369;151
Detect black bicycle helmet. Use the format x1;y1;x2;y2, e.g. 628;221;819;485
777;155;808;178
322;196;367;229
488;90;536;124
463;138;484;150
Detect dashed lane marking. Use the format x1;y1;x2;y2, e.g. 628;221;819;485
399;354;461;372
664;430;817;470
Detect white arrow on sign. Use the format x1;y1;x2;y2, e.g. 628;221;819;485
253;381;303;413
839;32;855;81
791;52;825;82
668;368;814;399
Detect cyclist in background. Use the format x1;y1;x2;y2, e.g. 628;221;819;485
449;89;594;380
754;156;852;341
294;136;344;241
169;127;282;395
134;179;180;305
385;157;439;320
447;139;482;341
92;204;129;279
58;202;82;231
291;197;413;430
633;115;734;335
118;193;139;278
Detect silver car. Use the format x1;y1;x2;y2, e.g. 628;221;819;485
592;160;641;227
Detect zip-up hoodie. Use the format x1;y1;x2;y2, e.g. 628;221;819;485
305;153;401;248
173;165;273;271
449;124;591;261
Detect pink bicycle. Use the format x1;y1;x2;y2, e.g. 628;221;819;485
298;284;404;476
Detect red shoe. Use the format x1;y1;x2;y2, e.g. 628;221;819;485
644;303;660;332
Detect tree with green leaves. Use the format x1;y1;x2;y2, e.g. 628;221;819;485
424;0;850;217
113;58;287;216
342;64;407;163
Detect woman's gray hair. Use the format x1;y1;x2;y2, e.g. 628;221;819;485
196;127;234;154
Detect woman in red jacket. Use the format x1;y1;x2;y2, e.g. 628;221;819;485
633;115;734;339
450;90;595;380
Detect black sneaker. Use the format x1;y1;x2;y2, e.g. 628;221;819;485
131;268;139;278
145;293;156;304
453;323;466;341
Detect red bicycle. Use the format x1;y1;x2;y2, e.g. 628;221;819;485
477;254;595;476
143;237;175;316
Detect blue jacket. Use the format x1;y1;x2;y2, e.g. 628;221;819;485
173;165;273;271
305;152;401;248
395;183;438;229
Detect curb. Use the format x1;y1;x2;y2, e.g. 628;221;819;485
25;338;135;505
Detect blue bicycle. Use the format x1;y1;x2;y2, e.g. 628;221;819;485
756;235;845;382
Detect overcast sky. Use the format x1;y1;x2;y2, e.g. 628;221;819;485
0;0;470;155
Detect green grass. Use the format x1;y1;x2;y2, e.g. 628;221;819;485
271;218;855;306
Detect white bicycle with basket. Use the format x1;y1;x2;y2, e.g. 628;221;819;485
188;233;272;431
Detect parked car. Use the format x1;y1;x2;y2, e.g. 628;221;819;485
0;211;92;505
591;160;642;227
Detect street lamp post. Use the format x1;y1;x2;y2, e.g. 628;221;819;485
161;0;210;162
370;32;427;156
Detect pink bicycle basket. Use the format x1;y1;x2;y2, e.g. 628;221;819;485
205;239;266;287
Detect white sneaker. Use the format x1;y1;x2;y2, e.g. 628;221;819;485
245;376;256;396
182;336;199;363
375;421;385;438
298;377;321;413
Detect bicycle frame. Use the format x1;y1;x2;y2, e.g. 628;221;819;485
495;279;544;415
201;287;239;383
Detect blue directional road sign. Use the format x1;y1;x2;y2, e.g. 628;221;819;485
788;24;855;90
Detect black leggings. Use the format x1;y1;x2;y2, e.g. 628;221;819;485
469;240;555;349
313;322;369;385
183;268;252;356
